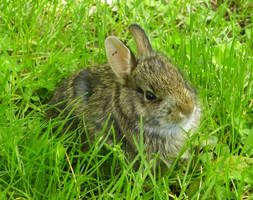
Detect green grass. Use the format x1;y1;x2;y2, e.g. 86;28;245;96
0;0;253;199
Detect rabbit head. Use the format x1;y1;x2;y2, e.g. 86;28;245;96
105;24;200;138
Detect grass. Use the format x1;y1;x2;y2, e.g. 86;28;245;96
0;0;253;199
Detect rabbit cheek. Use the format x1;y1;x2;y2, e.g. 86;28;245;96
167;108;185;124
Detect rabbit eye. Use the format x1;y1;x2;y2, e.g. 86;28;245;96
145;91;156;101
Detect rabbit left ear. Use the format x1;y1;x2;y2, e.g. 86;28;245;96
129;24;153;57
105;36;136;80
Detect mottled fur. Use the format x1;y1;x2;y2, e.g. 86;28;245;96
47;24;201;167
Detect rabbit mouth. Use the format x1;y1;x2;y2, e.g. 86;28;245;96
144;106;201;138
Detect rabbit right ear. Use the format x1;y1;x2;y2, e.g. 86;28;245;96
105;36;136;81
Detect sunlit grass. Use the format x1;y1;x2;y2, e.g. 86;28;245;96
0;0;252;199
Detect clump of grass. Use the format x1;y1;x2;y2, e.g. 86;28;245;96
0;0;252;199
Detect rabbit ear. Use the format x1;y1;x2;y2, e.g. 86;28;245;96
105;36;136;80
129;24;153;56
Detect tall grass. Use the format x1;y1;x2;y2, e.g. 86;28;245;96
0;0;252;199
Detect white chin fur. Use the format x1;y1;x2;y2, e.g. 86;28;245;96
145;106;201;138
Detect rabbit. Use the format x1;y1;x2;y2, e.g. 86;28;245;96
47;24;201;167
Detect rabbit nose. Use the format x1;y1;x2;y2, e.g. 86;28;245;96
177;99;194;117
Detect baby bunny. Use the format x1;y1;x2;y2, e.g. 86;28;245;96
47;24;201;167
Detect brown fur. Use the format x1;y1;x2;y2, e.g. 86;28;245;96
47;24;201;167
